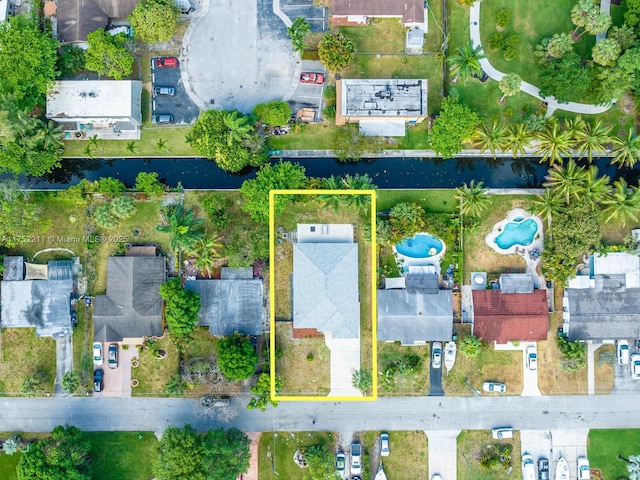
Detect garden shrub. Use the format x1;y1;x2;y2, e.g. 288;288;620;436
505;33;520;48
201;192;232;230
503;46;517;61
503;108;514;118
496;9;510;28
488;33;504;51
322;105;336;120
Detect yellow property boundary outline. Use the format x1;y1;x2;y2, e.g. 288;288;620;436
269;189;378;401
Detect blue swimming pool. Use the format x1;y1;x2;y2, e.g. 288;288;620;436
494;218;538;249
396;234;444;258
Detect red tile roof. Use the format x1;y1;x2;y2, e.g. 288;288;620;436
330;0;425;24
472;290;549;343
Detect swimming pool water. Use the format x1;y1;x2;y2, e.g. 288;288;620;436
396;234;444;258
494;218;538;249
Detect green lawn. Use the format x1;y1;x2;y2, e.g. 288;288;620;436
258;432;335;480
377;343;431;396
457;430;522;480
376;189;458;213
361;431;429;479
0;452;20;480
131;336;179;397
83;432;158;480
588;429;640;480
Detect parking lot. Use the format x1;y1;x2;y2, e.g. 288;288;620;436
288;60;326;117
150;57;200;125
279;0;328;32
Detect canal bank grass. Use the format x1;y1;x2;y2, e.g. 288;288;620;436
457;430;522;480
362;431;429;479
462;195;535;283
61;125;196;158
377;189;458;214
442;325;523;396
588;429;640;480
377;342;431;396
594;344;614;394
258;431;335;480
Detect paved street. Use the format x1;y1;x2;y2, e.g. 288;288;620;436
2;394;640;434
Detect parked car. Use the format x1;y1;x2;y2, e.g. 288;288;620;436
632;354;640;380
350;443;362;475
108;344;118;369
152;114;174;125
153;86;176;96
93;342;103;366
618;339;630;365
351;477;361;480
71;311;77;328
432;341;442;369
522;453;535;480
482;381;506;393
577;456;591;480
538;457;550;480
380;432;389;456
93;369;104;392
526;345;538;370
300;72;324;84
431;475;442;480
157;57;179;68
491;427;514;439
335;452;345;474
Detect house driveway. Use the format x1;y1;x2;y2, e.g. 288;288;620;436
550;429;589;479
520;430;552;465
494;341;541;396
94;342;133;397
324;333;362;397
54;335;73;396
426;430;458;479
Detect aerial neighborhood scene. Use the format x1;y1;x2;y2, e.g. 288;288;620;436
3;0;640;477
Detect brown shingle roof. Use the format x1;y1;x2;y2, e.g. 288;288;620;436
57;0;138;43
472;290;549;343
330;0;424;24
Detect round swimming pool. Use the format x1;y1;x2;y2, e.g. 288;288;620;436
396;233;444;258
494;218;538;249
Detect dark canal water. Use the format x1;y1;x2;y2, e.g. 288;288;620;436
20;156;640;189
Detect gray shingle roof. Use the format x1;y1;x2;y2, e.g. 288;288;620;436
499;274;534;294
377;289;453;344
93;256;166;342
293;242;360;339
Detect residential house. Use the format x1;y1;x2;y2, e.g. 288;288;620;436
46;80;143;140
377;268;453;345
56;0;138;44
472;274;549;344
330;0;425;26
93;255;166;344
185;267;264;336
563;252;640;341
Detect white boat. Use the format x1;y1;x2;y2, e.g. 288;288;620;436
444;341;457;371
555;456;569;480
374;462;387;480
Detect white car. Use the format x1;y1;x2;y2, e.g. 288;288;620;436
618;340;630;365
431;475;442;480
92;342;103;366
432;342;442;369
350;443;362;475
526;345;538;371
482;381;506;393
631;354;640;380
491;427;514;439
577;456;591;480
522;453;535;480
380;432;389;456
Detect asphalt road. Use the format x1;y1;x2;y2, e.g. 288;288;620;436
2;394;640;434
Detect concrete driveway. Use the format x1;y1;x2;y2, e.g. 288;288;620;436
520;429;552;466
183;0;297;112
521;343;541;396
550;429;589;479
288;60;326;113
324;333;362;397
426;430;459;479
95;342;133;398
54;335;72;396
612;340;640;394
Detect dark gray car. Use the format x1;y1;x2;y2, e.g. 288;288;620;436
538;457;549;480
152;114;174;125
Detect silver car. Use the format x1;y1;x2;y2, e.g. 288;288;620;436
432;342;442;369
153;86;176;96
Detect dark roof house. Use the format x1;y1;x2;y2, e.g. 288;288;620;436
57;0;138;44
93;256;166;343
330;0;424;25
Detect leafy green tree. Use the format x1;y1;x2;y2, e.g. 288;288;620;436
611;130;640;168
535;121;573;165
217;333;258;381
429;97;480;158
56;44;86;77
253;100;291;126
352;369;373;395
302;445;339;480
240;161;307;223
318;32;356;72
538;52;592;103
498;73;522;102
447;39;487;84
85;29;134;80
331;125;383;162
98;177;126;196
202;428;251;479
187;109;267;172
626;0;640;27
592;38;621;66
135;172;165;196
496;9;510;28
0;15;59;111
456;180;489;217
287;17;311;53
247;372;281;411
129;0;179;44
609;24;637;50
459;336;483;358
504;123;532;158
17;426;91;480
159;278;201;339
602;178;640;226
223;218;268;268
110;195;137;219
472;121;507;157
20;374;43;397
201;193;232;229
154;425;205;480
157;204;204;252
93;204;119;229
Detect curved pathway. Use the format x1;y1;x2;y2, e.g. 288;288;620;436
469;1;614;117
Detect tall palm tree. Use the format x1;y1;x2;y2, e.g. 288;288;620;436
530;189;562;230
602;178;640;226
575;119;612;162
82;145;94;159
582;165;611;207
40;120;64;151
535;121;573;165
543;159;587;204
563;116;586;144
504;124;533;158
571;0;598;38
592;38;621;66
446;40;487;85
611;130;640;169
583;10;612;39
126;141;139;154
156;205;205;253
455;180;489;217
223;111;253;146
498;73;522;102
318;175;344;212
88;135;104;153
608;24;637;50
156;138;169;153
341;174;375;210
189;235;223;278
472;121;507;157
547;33;574;59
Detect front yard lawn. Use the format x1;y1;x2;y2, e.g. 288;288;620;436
258;431;335;480
361;431;428;479
594;344;614;395
83;431;158;480
457;430;522;480
377;343;430;395
588;429;640;480
131;335;179;397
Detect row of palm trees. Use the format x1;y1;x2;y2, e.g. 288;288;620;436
316;173;376;212
472;117;640;168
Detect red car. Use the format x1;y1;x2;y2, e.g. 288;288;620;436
300;72;325;84
157;57;179;68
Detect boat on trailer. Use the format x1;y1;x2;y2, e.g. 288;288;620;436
444;341;457;371
555;456;569;480
375;462;387;480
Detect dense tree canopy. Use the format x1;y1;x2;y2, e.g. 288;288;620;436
240;161;307;223
223;217;269;268
0;180;42;248
85;29;134;80
247;372;281;411
318;32;357;72
302;445;338;480
129;0;180;44
538;52;592;103
0;15;59;112
429;97;480;158
217;333;258;381
17;426;91;480
202;428;251;479
135;171;165;196
187;110;267;172
253;100;291;126
159;278;201;339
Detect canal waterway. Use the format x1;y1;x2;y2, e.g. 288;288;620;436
20;156;640;189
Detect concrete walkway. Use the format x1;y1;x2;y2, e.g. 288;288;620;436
587;341;598;395
469;1;614;117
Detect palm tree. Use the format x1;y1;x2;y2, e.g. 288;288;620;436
582;10;612;40
543;159;587;204
82;145;94;159
602;178;640;226
156;138;169;153
608;24;637;50
189;236;223;278
530;189;562;229
563;116;586;144
156;205;205;252
498;73;522;102
341;174;375;210
571;0;599;38
223;111;253;146
547;33;574;59
446;39;487;85
88;135;104;153
582;165;611;207
535;121;573;166
318;175;345;211
575;119;612;162
126;141;139;154
40;120;64;151
504;124;533;158
611;130;640;169
592;38;621;66
472;121;507;157
455;180;489;217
